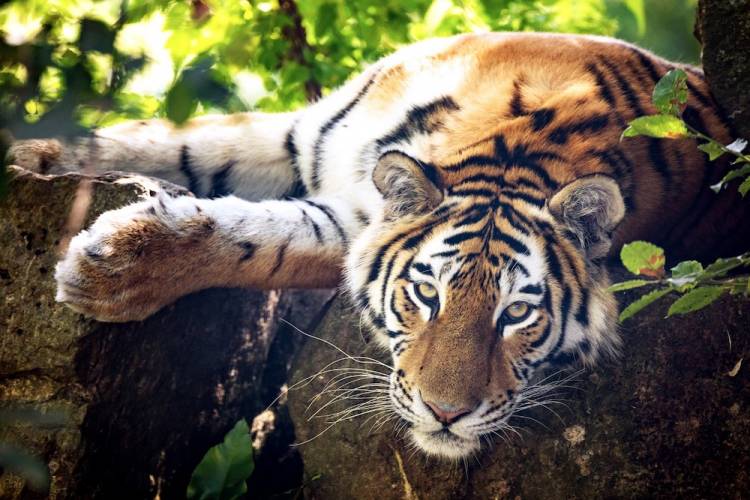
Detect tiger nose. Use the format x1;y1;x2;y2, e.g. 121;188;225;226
424;400;473;424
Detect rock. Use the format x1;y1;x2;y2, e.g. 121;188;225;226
696;0;750;139
0;167;330;499
288;285;750;498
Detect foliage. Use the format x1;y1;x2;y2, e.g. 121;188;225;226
615;69;750;320
187;419;254;500
612;242;750;321
0;0;698;144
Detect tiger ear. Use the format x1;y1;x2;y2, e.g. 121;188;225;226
372;152;443;220
548;175;625;259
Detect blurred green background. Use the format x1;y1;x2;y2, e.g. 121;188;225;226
0;0;700;139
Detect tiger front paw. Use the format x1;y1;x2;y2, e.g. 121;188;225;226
55;196;214;322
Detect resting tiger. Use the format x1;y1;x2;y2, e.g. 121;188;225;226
9;32;748;458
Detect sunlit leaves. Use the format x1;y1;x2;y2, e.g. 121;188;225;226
652;68;687;115
622;115;688;139
607;279;652;292
620;241;666;277
612;245;750;322
618;288;671;322
667;286;724;316
698;141;725;161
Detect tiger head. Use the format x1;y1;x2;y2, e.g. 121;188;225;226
347;151;625;458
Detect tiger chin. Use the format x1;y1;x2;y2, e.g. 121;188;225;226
11;33;740;459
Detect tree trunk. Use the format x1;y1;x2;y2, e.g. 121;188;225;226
695;0;750;139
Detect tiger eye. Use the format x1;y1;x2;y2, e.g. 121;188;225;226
416;282;438;300
503;302;532;323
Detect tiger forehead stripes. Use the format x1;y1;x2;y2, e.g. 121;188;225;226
14;32;747;459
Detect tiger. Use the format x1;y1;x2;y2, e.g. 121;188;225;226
8;32;749;459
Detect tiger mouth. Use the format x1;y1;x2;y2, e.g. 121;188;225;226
410;427;481;458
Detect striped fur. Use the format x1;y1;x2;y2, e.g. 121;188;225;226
13;33;748;458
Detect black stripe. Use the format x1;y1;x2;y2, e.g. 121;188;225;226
544;244;563;283
546;286;572;361
574;288;589;326
431;249;459;258
646;138;672;184
627;47;662;83
458;173;505;185
493;229;530;256
179;145;201;195
531;108;556;131
300;199;348;244
599;58;646;117
284;123;308;197
494;136;560;189
509;78;526;116
298;206;323;244
586;63;616;106
454;209;489;228
685;79;713;110
682;105;708;135
444;230;483;246
529;322;552;349
270;238;290;276
239;241;257;262
311;73;379;190
500;190;545;208
390;292;405;325
375;96;459;148
589;148;633;179
519;283;543;295
413;262;433;276
208;161;235;198
442;154;499;171
506;257;529;277
449;187;498;198
548;114;609;145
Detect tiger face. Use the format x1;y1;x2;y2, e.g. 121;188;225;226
347;152;624;458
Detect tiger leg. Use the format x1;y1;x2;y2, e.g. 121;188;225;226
55;193;358;322
7;111;302;200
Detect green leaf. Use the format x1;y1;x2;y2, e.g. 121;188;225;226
704;256;746;277
620;241;666;277
667;286;724;316
652;69;688;115
622;115;689;139
670;260;703;279
698;141;725;161
608;279;653;293
187;419;254;500
165;79;198;125
619;288;671;322
739;177;750;197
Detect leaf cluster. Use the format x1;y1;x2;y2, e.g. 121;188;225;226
614;69;750;321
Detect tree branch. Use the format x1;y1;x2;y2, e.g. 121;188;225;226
277;0;322;102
